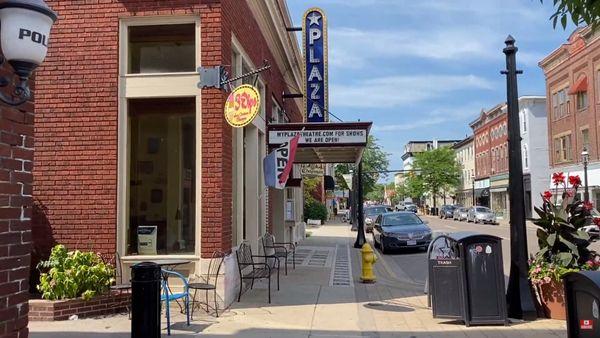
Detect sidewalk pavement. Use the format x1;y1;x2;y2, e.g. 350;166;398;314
29;221;566;338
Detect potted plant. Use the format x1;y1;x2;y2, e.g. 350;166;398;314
530;172;600;319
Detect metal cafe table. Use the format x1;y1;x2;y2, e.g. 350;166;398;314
130;259;192;311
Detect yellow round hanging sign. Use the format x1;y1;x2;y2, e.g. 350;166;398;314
224;84;261;128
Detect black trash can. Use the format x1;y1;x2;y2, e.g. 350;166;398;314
564;271;600;338
131;262;161;338
428;232;507;326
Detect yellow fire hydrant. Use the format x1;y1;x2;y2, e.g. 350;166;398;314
360;243;377;283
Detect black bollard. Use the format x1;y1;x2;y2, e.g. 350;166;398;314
131;262;161;338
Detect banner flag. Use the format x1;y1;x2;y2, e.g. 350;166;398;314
264;134;301;189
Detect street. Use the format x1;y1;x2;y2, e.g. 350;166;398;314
368;214;600;288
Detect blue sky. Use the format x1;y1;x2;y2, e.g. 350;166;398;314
287;0;574;181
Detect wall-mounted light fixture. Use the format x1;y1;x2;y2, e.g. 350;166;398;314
0;0;57;106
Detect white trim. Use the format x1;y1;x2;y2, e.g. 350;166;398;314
117;15;202;262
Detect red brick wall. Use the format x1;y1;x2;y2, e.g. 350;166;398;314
1;65;34;337
34;0;302;261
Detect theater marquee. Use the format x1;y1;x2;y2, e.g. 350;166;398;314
303;7;328;123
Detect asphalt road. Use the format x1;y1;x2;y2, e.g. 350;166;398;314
368;214;600;287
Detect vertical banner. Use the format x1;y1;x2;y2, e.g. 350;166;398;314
264;134;301;189
303;8;328;123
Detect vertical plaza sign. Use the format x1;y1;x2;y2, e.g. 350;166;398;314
303;8;328;123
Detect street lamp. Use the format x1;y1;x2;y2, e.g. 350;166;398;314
471;173;475;206
0;0;57;106
582;148;590;202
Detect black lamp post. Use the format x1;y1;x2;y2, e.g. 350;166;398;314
502;35;537;321
0;0;57;106
582;148;590;203
353;161;366;248
471;174;476;206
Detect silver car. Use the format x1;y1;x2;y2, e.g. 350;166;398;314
467;206;497;224
453;207;469;221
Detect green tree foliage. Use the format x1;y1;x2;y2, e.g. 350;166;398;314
403;173;427;202
304;200;328;223
365;183;385;203
303;177;321;203
542;0;600;29
335;135;390;196
412;147;460;208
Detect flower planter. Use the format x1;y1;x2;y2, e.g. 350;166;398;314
537;280;566;320
29;291;130;321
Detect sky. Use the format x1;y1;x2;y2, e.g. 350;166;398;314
286;0;575;182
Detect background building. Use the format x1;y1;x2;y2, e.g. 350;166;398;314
401;140;461;208
453;136;475;207
519;96;549;218
540;27;600;207
34;0;304;307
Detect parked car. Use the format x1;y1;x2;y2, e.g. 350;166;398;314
364;205;389;232
372;212;432;254
439;205;456;219
467;206;497;224
583;208;600;241
453;207;469;221
396;201;417;212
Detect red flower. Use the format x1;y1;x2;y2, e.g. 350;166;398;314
566;189;575;198
584;200;594;211
542;191;552;201
569;175;582;188
552;172;565;185
593;218;600;226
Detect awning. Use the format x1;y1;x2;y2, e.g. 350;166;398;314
569;75;588;94
324;175;335;190
268;122;372;164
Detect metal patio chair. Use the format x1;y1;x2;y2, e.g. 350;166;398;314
236;241;279;303
189;251;225;318
261;233;296;275
161;269;190;336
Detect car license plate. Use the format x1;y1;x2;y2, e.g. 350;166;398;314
407;240;417;246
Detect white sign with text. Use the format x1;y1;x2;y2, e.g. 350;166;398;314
269;129;367;145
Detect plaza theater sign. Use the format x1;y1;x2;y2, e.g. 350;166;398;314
303;8;328;123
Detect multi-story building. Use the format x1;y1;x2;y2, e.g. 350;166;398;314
540;27;600;207
470;104;508;216
452;136;475;207
400;140;461;208
520;97;549;218
470;97;549;218
34;0;305;307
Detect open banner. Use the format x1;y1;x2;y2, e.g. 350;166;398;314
264;134;300;189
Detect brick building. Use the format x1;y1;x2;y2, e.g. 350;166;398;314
540;27;600;207
0;65;34;338
470;104;508;215
33;0;305;306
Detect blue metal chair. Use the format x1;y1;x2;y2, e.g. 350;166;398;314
160;269;190;336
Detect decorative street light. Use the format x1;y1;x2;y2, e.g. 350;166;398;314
471;173;475;206
0;0;57;106
502;35;537;321
582;148;590;203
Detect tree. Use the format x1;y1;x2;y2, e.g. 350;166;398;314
335;135;390;196
412;147;461;210
542;0;600;29
365;183;385;203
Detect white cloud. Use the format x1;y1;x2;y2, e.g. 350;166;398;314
331;74;495;108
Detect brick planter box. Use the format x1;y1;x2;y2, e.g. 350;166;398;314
29;292;130;321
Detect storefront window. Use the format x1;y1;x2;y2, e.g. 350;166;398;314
128;24;195;74
127;98;196;255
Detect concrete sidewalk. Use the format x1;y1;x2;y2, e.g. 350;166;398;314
30;221;566;337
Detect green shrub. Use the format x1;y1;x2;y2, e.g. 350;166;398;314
304;200;328;223
37;245;115;301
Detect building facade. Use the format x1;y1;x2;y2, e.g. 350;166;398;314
470;104;509;216
34;0;304;307
401;140;461;208
453;136;475;207
540;27;600;208
519;97;549;218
